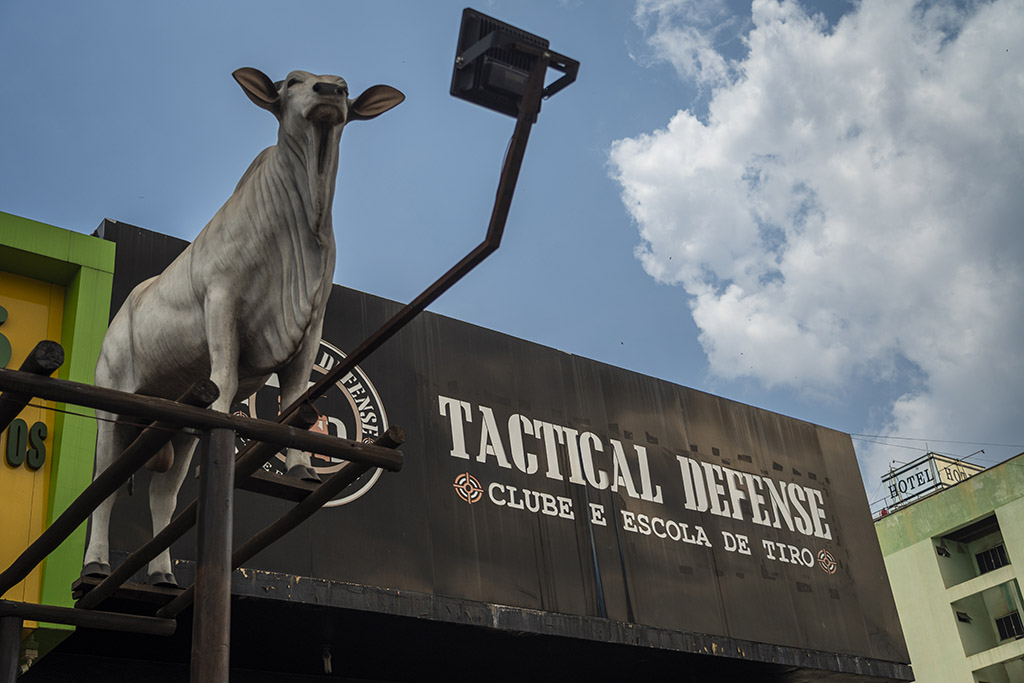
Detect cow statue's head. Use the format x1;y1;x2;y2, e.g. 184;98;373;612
232;67;404;172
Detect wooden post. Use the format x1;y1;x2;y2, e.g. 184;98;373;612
0;369;402;470
0;615;22;683
0;340;63;432
0;381;218;598
191;428;234;682
77;403;321;611
0;599;174;636
158;426;405;619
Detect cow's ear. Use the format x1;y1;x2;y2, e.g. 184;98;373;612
348;85;404;122
233;68;281;117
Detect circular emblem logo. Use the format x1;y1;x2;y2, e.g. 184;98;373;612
817;548;838;575
453;473;483;504
231;339;389;507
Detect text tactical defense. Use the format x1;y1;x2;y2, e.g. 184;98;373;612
439;394;835;570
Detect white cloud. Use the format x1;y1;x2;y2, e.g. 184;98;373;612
633;0;743;88
611;0;1024;485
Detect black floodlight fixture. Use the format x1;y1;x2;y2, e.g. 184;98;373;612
451;8;579;119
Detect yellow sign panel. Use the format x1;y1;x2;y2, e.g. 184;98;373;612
0;270;63;606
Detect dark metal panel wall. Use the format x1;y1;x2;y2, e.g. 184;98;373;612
95;222;908;664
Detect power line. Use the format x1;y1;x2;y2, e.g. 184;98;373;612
8;399;185;434
850;436;931;452
849;433;1024;449
849;436;999;463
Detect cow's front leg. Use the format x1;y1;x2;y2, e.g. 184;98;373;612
204;290;240;414
143;289;242;584
277;329;322;482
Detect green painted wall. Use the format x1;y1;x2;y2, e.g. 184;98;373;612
876;454;1024;683
0;212;114;654
876;456;1024;556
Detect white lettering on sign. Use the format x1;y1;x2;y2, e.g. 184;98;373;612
488;482;575;520
762;539;816;567
620;510;711;547
508;414;539;475
438;396;473;459
437;395;838;557
437;395;664;504
676;455;832;540
722;531;751;555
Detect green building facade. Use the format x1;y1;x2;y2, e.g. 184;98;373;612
876;452;1024;683
0;212;115;667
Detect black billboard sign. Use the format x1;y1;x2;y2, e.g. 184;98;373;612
96;222;908;667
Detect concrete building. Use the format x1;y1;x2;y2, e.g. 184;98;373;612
876;452;1024;683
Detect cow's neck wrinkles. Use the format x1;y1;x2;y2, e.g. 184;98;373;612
274;122;343;247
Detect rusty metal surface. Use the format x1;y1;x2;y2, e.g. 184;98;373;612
37;557;912;682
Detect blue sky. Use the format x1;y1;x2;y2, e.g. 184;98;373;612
2;0;1022;504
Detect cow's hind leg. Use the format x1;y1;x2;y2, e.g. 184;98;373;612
146;431;199;586
82;413;133;578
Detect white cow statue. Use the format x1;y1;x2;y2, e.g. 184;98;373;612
82;68;404;586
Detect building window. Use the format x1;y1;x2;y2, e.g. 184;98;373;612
995;611;1024;641
976;544;1010;574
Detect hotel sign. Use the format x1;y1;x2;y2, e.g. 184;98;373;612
882;453;984;507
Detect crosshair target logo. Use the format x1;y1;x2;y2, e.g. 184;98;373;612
453;473;483;504
818;549;838;575
231;339;388;507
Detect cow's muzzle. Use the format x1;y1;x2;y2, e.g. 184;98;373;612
313;82;346;98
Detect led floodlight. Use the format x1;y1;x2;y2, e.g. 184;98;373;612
451;8;579;118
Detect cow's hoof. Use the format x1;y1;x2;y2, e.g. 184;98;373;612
81;561;111;579
148;571;179;588
286;464;321;483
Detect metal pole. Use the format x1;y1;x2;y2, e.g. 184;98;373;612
191;428;234;683
289;51;550;414
0;616;21;683
0;381;218;598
